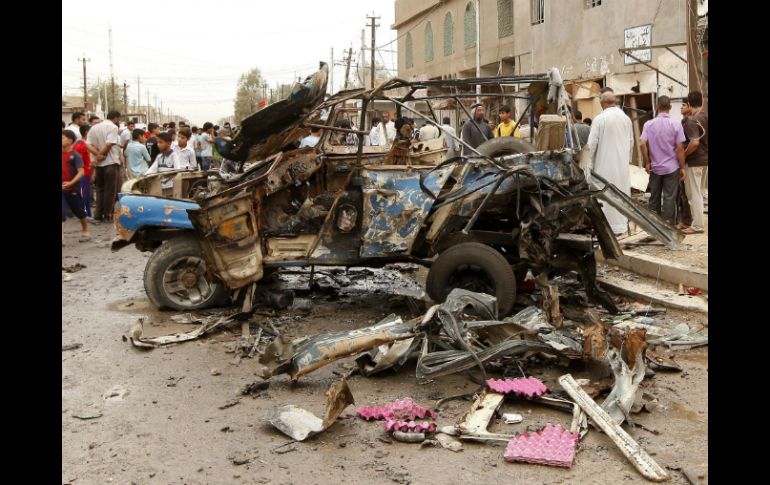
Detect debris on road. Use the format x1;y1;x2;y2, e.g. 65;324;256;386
102;385;129;402
241;380;270;395
357;398;436;422
62;343;82;351
383;419;437;433
502;413;524;424
228;453;251;466
268;379;354;441
72;409;102;420
125;315;236;348
358;397;437;437
486;377;549;398
260;314;414;379
392;431;426;443
559;374;670;482
218;399;241;410
457;391;513;442
62;263;87;273
503;423;579;468
434;432;463;452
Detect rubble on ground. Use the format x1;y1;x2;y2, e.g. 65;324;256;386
120;263;706;481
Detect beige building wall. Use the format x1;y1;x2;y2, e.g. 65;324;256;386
395;0;690;98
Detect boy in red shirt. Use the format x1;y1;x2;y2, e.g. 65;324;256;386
74;124;93;218
62;130;90;246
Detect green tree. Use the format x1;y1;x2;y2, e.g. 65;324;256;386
87;79;127;113
268;83;295;104
233;68;265;122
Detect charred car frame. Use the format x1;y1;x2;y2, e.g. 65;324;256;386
112;63;681;313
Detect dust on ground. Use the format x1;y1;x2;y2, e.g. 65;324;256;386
620;215;708;272
62;220;708;485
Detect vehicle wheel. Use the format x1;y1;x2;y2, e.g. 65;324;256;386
144;236;229;311
475;137;536;158
426;242;517;316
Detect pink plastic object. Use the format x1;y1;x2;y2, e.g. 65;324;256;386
504;423;579;468
486;377;548;398
382;419;437;433
357;398;437;421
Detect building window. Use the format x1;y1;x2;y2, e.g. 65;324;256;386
464;2;476;49
531;0;544;25
405;32;413;69
498;0;513;38
443;12;454;56
585;0;602;8
425;22;434;62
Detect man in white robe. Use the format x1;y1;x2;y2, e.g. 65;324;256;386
585;91;633;235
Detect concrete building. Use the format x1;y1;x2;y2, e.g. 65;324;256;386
61;96;87;125
393;0;706;163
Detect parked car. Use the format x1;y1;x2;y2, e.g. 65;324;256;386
112;63;681;314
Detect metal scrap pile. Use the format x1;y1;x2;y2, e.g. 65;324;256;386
255;288;705;481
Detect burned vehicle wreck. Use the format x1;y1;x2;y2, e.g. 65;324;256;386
112;63;682;313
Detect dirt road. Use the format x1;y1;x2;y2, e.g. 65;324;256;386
62;220;708;484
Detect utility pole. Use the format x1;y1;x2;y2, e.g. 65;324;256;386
686;0;703;97
343;47;353;89
78;56;90;111
136;75;141;115
475;0;481;103
360;29;365;87
109;24;116;110
146;88;150;123
123;81;129;113
160;100;164;123
366;14;380;89
330;47;334;94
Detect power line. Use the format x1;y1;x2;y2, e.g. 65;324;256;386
376;2;441;49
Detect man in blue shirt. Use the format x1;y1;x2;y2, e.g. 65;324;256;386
125;129;152;178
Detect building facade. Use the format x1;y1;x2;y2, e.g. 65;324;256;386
394;0;703;108
393;0;706;164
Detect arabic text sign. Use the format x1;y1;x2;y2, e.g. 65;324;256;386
624;24;652;65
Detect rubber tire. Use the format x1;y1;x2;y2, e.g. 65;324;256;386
475;137;536;158
144;236;229;311
426;242;517;316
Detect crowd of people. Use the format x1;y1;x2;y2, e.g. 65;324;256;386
586;88;708;235
63;90;707;245
383;91;708;237
61;111;235;245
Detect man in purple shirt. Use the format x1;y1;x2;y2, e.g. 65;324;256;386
640;96;686;224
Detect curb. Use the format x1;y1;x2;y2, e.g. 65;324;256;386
597;275;708;314
596;250;707;292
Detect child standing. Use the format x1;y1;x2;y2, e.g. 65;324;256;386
144;132;184;174
74;124;93;217
173;127;199;170
191;126;203;168
62;130;90;245
125;129;152;177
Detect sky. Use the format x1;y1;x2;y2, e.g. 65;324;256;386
62;0;397;125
